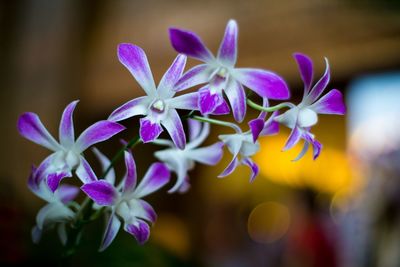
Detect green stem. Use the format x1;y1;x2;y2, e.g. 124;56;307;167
246;98;295;112
190;115;241;132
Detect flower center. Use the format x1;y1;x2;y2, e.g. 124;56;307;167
53;150;80;170
217;67;228;78
151;99;165;113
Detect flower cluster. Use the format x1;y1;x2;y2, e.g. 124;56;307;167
17;19;345;252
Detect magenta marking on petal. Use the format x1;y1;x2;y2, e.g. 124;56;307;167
198;87;223;114
81;180;117;206
169;28;214;62
218;157;239;178
47;171;71;192
306;58;330;104
59;100;79;148
134;162;170;198
125;220;150;245
99;214;121;252
283;127;302;151
75;156;98;183
242;157;259;182
139;118;163;143
293;53;314;93
310;89;346;115
249;118;265;142
217;19;238;67
161;109;186;149
225;80;246;122
236;68;290;100
139;200;157;223
75;121;125;152
17;112;60;151
123;151;137;194
212;99;230;115
118;43;156;95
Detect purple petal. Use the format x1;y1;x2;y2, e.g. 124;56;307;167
303;132;322;160
47;171;71;192
92;148;115;184
134;162;170;198
198;87;223;114
188;119;202;142
118;43;156;95
168;92;199;110
211;100;230;115
169;28;214;62
225;79;246;122
283;127;302;151
157;54;187;98
75;121;125;152
293;53;314;93
235;68;290;100
138;200;157;223
59;100;78;148
108;96;148;122
242;157;259;182
27;154;56;193
310;89;346;115
75;156;98;183
305;58;330;104
122;151;137;194
249;118;265;142
139;117;163;143
56;184;80;204
124;220;150;245
81;180;117;206
187;142;224;165
218;156;239;178
260;111;280;136
17;112;60;151
161;109;186;149
174;64;210;91
99;214;121;252
217;19;238;67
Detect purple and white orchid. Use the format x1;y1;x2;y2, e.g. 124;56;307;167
17;101;125;192
169;19;290;122
154;119;224;193
81;150;170;251
28;165;79;245
274;53;346;160
108;45;200;149
219;113;279;182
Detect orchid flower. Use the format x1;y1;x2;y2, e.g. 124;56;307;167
28;165;79;245
219;113;278;182
108;45;200;149
81;150;170;251
154;119;224;193
17;101;125;192
169;19;290;122
274;53;346;160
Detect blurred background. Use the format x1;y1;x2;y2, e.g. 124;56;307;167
1;0;400;266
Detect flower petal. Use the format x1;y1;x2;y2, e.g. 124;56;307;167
99;213;121;252
59;100;79;148
198;87;223;114
174;64;211;91
188;119;202;142
17;112;60;151
55;184;79;204
217;19;238;67
169;28;214;62
234;68;290;100
225;79;246;122
32;226;42;244
293;141;310;162
47;171;72;193
218;156;239;178
260;115;280;136
36;202;74;230
118;43;156;96
283;127;302;151
108;96;148;122
303;132;322;160
134;162;170;198
168;92;199;110
309;89;346;115
161;109;186;149
122;151;137;194
57;223;67;246
154;150;187;194
75;121;125;152
274;107;299;129
27;154;56;196
75;156;98;183
298;108;318;128
139;117;163;143
242;157;259;182
81;180;118;206
305;57;330;104
157;54;187;98
186;142;224;165
293;53;314;94
124;220;150;245
92;148;115;184
249;118;265;143
211;99;230;115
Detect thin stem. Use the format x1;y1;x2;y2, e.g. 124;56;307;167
246;98;295;112
190;115;241;133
